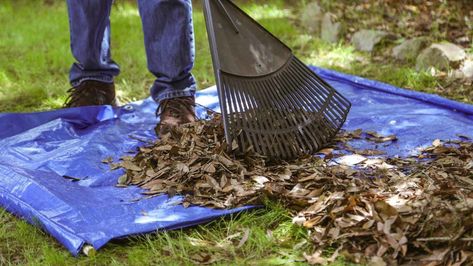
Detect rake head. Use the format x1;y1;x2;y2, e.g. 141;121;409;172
203;0;351;159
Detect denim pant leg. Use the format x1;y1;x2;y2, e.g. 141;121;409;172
137;0;196;103
67;0;120;87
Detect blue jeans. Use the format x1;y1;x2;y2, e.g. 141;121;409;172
66;0;196;103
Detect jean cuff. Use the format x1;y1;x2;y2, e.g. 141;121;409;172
152;85;197;103
71;76;114;87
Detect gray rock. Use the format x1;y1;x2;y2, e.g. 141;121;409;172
462;60;473;80
321;12;342;43
300;2;323;34
416;48;450;71
392;37;429;61
416;42;467;71
351;30;389;52
451;70;465;80
431;43;467;62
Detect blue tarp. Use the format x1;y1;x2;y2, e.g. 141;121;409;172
1;67;472;255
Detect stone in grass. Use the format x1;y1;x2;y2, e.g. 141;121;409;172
416;42;467;71
351;30;390;52
300;2;323;34
321;12;343;43
461;60;473;80
392;37;429;61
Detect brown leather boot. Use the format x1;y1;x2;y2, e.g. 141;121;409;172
156;96;196;136
64;80;118;108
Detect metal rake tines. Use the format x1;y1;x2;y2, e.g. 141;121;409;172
218;56;351;159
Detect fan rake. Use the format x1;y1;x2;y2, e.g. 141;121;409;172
203;0;351;159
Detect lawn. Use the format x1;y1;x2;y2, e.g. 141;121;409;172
0;0;471;265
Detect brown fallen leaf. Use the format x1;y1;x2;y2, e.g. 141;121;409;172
203;163;216;174
110;113;473;265
237;228;250;248
120;161;142;172
304;250;327;265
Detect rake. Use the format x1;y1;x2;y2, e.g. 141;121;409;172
203;0;351;159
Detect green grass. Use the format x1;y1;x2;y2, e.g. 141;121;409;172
1;203;305;265
1;200;353;265
0;0;470;265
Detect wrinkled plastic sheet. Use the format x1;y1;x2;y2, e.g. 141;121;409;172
0;67;472;255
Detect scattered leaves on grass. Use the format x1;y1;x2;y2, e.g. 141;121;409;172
112;113;473;265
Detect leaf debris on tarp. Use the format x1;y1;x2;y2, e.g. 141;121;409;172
112;113;473;265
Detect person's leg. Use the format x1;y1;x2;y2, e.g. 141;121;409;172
137;0;196;104
66;0;120;87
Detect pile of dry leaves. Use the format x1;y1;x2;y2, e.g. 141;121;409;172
113;113;473;265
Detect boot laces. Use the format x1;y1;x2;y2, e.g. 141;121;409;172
156;97;195;118
63;86;108;107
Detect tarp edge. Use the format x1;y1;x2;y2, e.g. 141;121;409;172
311;66;473;116
0;185;85;256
